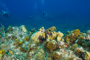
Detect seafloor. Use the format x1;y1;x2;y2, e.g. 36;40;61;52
0;25;90;60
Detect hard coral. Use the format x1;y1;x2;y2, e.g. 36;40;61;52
39;27;45;32
57;31;64;37
34;52;45;60
66;57;74;60
57;31;64;41
20;46;27;53
0;50;5;55
14;39;19;45
0;35;1;39
48;26;56;32
47;35;54;40
52;32;57;39
20;25;27;33
84;51;90;60
47;31;63;41
36;31;45;39
79;36;85;40
86;30;90;34
65;35;70;43
75;48;81;55
70;33;77;42
73;29;80;37
70;43;78;50
58;41;66;49
24;36;30;41
64;33;77;44
14;39;19;46
32;31;46;43
19;41;24;44
46;40;57;52
52;51;62;60
86;34;90;40
6;26;13;33
9;50;13;55
47;57;52;60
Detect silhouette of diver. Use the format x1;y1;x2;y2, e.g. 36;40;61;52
0;10;10;18
43;11;47;17
28;16;32;20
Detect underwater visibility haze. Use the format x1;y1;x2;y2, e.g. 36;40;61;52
0;0;90;31
0;0;90;60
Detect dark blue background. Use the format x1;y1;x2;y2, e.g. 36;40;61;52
0;0;90;32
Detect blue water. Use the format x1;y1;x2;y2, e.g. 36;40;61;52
0;0;90;33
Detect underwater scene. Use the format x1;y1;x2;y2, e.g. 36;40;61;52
0;0;90;60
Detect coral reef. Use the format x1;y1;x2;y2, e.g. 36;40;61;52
0;25;90;60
